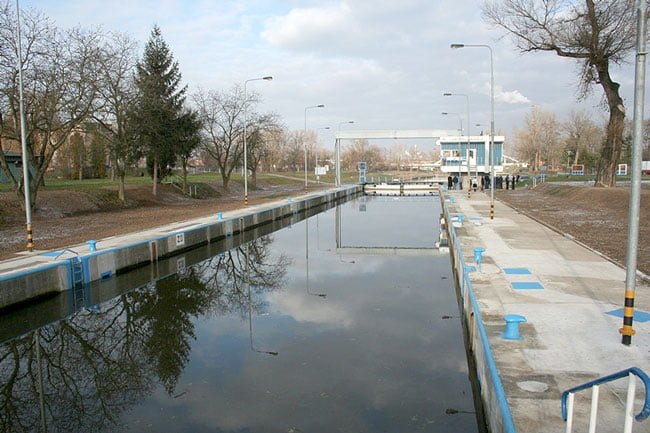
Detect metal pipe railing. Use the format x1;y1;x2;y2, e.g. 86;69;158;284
561;367;650;433
442;193;517;433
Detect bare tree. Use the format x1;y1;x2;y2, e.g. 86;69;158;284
0;2;102;207
564;110;604;168
483;0;638;186
195;85;274;189
93;31;139;202
194;86;246;189
246;113;282;186
341;139;384;171
513;106;562;170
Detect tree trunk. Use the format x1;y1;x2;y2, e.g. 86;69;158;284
220;169;230;189
153;155;158;197
118;172;125;202
594;63;625;187
182;159;188;194
252;169;257;188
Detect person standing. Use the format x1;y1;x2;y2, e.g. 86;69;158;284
452;175;459;190
447;175;453;189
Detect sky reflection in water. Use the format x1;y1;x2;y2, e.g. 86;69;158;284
0;196;478;433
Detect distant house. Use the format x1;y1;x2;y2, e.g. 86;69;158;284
437;135;505;175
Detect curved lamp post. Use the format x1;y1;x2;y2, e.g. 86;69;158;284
451;43;495;219
243;76;272;205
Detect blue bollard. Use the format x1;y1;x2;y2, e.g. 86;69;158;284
457;214;464;223
502;314;527;340
473;247;485;264
216;212;223;220
87;240;97;252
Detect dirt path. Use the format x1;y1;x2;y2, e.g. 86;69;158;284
0;180;323;261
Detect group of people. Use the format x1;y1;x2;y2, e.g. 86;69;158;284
447;174;521;192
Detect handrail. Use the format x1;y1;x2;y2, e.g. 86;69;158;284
442;194;517;433
561;367;650;422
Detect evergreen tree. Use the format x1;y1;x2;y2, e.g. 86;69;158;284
134;25;187;196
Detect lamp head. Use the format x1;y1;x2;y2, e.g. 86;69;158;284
317;104;325;108
450;43;465;49
263;76;273;80
441;112;449;115
443;93;452;96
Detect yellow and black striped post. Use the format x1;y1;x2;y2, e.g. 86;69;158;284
26;223;33;252
620;290;636;345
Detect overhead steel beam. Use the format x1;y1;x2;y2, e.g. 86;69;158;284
334;129;457;140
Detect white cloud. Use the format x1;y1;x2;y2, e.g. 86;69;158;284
496;86;531;104
23;0;647;139
262;2;353;50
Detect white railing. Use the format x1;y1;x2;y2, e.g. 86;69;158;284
562;367;650;433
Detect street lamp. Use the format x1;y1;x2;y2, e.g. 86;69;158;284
15;0;33;251
441;112;463;183
304;104;325;189
451;43;495;219
444;92;472;197
243;76;272;206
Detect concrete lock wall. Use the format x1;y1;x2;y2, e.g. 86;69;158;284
440;193;517;433
0;186;362;311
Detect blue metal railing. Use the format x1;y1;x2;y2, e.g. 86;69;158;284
561;367;650;422
442;194;517;433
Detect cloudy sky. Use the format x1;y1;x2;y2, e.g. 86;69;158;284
25;0;643;150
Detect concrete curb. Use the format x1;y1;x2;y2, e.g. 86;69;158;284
0;186;362;310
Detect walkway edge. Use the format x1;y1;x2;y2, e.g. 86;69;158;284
441;192;518;433
0;186;362;310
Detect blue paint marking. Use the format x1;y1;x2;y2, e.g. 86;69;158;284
606;308;650;323
503;268;531;275
512;282;544;290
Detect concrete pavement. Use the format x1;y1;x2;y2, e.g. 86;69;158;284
446;189;650;433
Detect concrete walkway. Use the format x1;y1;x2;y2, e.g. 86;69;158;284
448;189;650;432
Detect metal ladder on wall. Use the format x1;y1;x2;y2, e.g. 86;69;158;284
53;249;86;309
561;367;650;433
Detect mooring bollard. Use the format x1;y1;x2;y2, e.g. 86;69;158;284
473;247;486;270
216;212;223;220
87;240;97;252
502;314;527;340
457;213;464;224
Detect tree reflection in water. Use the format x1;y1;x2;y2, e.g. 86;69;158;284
0;235;289;433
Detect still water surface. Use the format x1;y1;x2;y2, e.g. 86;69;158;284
0;196;479;433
